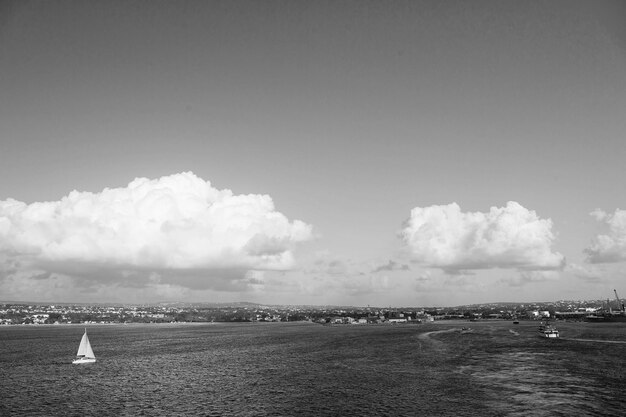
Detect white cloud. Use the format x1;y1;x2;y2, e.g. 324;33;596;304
585;208;626;263
400;201;564;272
0;172;313;288
590;208;608;222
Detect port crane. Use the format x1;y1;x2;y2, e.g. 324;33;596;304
614;289;625;312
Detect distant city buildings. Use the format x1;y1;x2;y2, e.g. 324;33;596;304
0;299;613;326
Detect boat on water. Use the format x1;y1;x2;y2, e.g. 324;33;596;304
72;329;96;364
538;322;559;338
541;326;559;338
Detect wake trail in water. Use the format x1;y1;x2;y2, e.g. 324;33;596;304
561;338;626;344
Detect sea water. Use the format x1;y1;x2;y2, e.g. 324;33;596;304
1;321;625;416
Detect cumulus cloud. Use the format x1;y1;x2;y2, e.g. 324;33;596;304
585;208;626;263
590;208;608;222
400;201;564;272
0;172;313;289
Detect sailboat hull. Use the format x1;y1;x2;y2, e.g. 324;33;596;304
72;357;96;364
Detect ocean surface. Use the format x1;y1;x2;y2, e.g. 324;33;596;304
1;320;626;416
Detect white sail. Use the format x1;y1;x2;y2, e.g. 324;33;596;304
76;329;95;359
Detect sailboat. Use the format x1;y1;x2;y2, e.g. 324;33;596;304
72;328;96;364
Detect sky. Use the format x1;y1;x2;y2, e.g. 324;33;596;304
1;0;626;306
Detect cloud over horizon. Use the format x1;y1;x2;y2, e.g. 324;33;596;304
0;172;313;289
400;202;565;272
585;208;626;263
372;260;410;273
